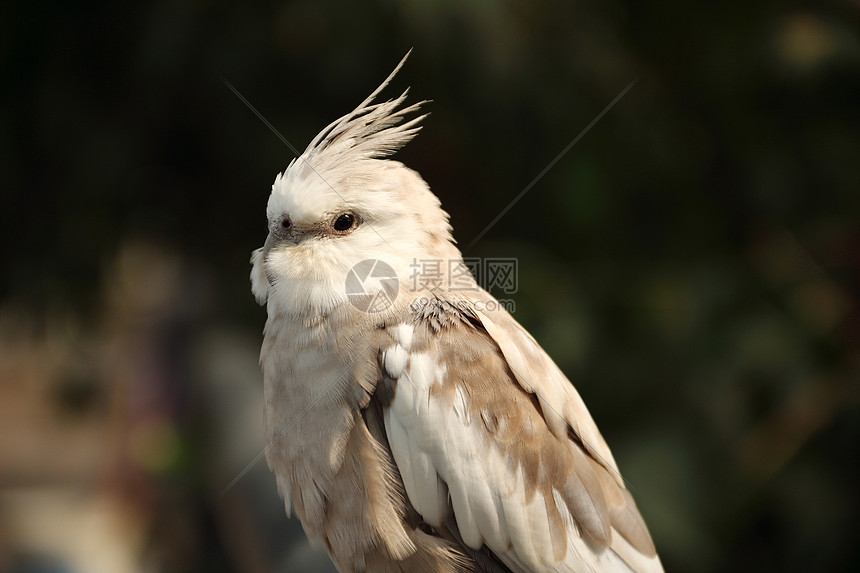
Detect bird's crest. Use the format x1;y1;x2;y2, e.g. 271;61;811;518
292;51;427;180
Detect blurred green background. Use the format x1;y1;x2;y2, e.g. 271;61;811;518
2;1;859;572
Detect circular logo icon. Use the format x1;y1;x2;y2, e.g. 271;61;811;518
345;259;399;313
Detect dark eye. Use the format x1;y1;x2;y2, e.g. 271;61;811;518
271;214;292;239
333;213;357;232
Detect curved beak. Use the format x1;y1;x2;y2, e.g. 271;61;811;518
262;232;278;260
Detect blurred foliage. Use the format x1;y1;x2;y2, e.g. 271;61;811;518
2;0;859;572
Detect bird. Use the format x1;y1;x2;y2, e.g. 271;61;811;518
250;53;664;573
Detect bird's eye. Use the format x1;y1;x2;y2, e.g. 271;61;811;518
333;213;357;232
271;214;293;239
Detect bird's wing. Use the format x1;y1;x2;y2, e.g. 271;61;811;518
378;296;662;573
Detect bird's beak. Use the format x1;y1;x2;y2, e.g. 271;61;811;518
262;232;278;260
262;233;279;287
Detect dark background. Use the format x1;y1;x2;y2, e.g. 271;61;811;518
2;1;859;572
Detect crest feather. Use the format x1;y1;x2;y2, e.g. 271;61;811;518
296;51;427;177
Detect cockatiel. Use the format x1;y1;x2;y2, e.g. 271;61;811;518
250;54;663;573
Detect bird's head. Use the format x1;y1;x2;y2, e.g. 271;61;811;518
251;55;461;316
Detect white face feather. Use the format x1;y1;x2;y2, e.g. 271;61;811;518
251;61;459;317
260;162;453;316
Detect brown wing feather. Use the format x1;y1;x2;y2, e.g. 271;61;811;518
465;296;659;561
405;295;659;567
